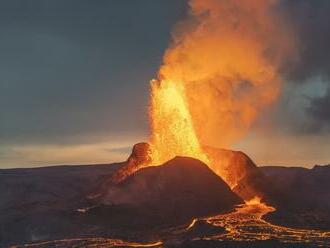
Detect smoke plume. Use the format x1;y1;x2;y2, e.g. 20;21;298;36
157;0;296;148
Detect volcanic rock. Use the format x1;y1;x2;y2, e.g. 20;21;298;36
90;156;243;228
261;164;330;230
87;142;151;199
108;142;151;184
93;142;274;203
204;147;271;201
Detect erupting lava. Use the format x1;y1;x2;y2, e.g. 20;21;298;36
150;79;208;165
148;0;295;169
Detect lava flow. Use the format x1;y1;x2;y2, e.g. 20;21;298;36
11;239;163;248
197;198;330;246
16;199;330;247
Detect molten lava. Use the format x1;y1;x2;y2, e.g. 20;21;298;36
150;79;208;165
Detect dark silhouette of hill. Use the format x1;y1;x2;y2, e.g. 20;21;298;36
261;164;330;230
87;156;242;229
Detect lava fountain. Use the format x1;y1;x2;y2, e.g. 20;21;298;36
149;0;296;172
150;79;208;165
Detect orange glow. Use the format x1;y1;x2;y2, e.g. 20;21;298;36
150;79;208;165
149;0;296;178
150;0;295;200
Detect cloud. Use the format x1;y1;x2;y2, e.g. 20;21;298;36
280;0;330;131
307;87;330;131
281;0;330;82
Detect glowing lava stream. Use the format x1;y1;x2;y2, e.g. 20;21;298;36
12;239;163;248
16;201;330;247
185;198;330;246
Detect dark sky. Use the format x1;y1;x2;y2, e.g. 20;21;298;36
0;0;329;168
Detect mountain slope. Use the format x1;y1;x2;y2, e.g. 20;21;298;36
204;147;270;201
89;156;242;228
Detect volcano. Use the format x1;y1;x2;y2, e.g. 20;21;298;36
90;143;271;202
87;156;242;229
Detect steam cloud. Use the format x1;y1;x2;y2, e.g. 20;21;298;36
157;0;296;148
